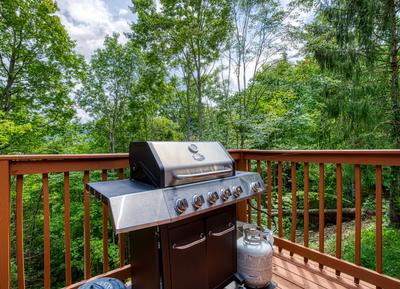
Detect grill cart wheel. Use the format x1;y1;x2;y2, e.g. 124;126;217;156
78;278;126;289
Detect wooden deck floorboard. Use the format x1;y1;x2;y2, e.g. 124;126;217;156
271;249;375;289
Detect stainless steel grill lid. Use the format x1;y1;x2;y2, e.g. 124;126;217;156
129;141;235;187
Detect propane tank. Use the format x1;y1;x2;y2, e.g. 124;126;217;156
237;227;274;288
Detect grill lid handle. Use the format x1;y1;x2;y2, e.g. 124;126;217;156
173;168;233;180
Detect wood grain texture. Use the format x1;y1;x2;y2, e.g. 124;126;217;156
83;171;91;279
43;173;51;289
236;153;247;221
256;160;261;226
354;165;362;284
64;172;72;286
319;163;325;269
117;169;126;267
0;160;10;289
278;161;283;252
16;175;25;289
303;162;309;264
335;164;343;276
275;237;400;289
376;165;383;289
267;161;272;229
101;170;109;273
291;162;297;256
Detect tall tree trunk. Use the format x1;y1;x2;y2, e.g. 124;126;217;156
196;52;203;140
388;0;400;226
1;51;16;113
184;62;192;140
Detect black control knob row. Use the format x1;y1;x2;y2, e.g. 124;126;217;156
175;198;189;214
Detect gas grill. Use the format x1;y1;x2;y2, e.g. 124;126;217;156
87;141;266;289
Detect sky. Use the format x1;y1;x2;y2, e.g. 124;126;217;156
57;0;135;59
57;0;313;61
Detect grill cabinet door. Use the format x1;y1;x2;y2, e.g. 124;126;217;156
168;219;208;289
206;207;236;289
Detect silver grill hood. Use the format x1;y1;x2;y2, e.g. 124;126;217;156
129;141;235;187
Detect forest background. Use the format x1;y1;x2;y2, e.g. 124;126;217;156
1;0;400;287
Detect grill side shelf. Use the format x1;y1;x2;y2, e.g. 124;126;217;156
87;179;171;234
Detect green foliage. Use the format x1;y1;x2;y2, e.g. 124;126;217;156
0;0;84;154
0;112;31;149
149;116;183;141
79;34;142;153
131;0;231;140
3;0;400;285
10;172;123;288
325;224;400;279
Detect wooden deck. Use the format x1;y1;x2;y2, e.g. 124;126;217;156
270;249;374;289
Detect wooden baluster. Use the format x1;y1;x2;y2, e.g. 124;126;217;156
43;173;51;289
256;160;261;226
267;161;272;229
247;160;252;224
278;161;283;252
319;163;325;269
354;165;362;284
304;162;309;263
376;165;383;289
16;175;25;289
0;160;10;289
335;164;343;276
101;170;109;272
117;169;126;266
236;153;247;221
64;172;72;285
290;162;297;256
83;171;91;279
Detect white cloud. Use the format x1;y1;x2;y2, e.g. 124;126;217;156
119;8;129;16
57;0;131;59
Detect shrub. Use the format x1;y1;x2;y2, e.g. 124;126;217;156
327;224;400;279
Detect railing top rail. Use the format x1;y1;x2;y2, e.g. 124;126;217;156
1;149;400;160
234;149;400;166
230;149;400;154
0;153;129;161
1;149;399;169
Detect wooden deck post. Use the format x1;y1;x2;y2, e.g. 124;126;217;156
0;160;10;289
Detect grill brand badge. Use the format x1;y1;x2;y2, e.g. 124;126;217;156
188;144;205;161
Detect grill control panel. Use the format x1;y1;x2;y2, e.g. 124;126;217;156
164;171;265;218
89;171;266;234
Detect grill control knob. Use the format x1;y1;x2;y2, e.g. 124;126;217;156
232;185;243;198
251;182;260;193
192;194;205;209
175;198;189;214
207;191;219;204
220;188;232;201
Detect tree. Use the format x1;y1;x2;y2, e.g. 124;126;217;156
305;0;400;225
0;0;83;153
131;0;231;140
79;34;140;153
228;0;286;147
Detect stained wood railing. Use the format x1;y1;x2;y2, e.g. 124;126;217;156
0;154;130;289
229;150;400;289
0;150;400;289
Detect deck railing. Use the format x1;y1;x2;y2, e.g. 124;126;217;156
1;150;400;289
